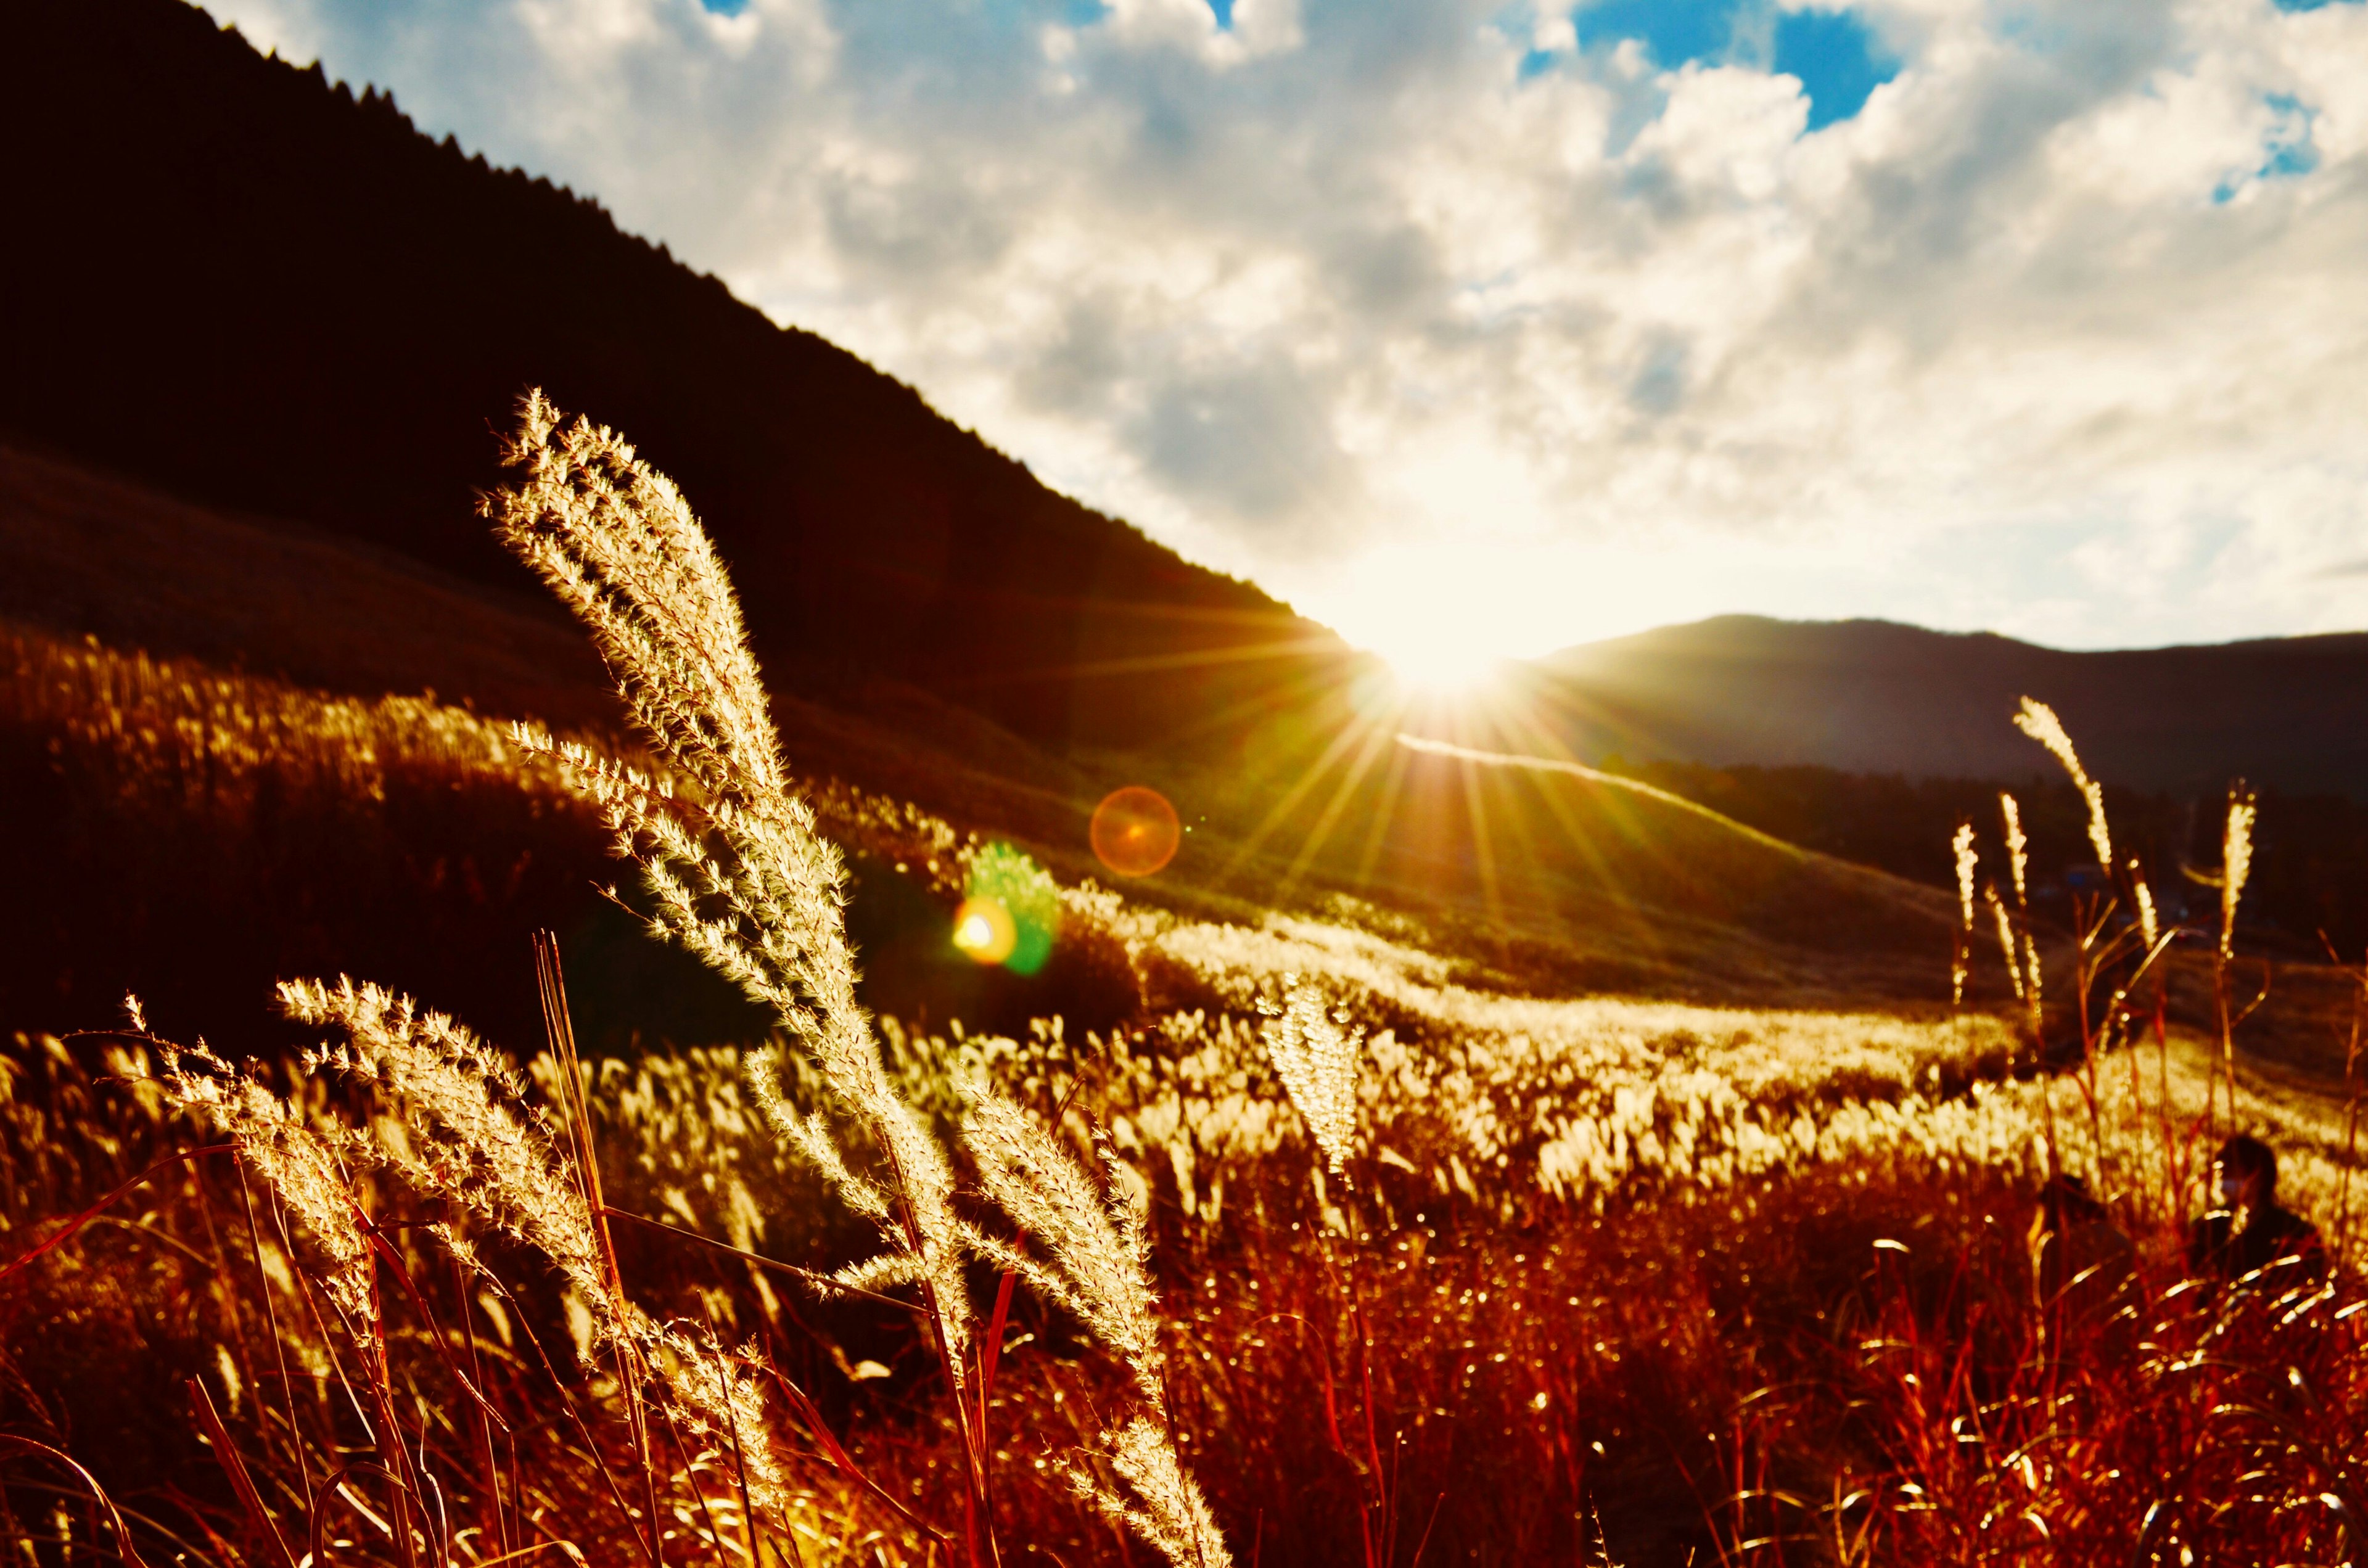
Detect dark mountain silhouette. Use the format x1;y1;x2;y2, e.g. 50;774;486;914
1526;615;2368;799
1;0;1351;760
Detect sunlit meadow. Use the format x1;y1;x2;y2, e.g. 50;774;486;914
4;403;2366;1567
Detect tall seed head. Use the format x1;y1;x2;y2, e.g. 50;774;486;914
155;1040;376;1329
960;1088;1164;1400
284;977;798;1511
1061;1414;1235;1568
1986;885;2026;1002
2131;861;2159;950
485;393;974;1374
1999;793;2029;908
1952;824;1978;932
279;976;604;1301
2015;697;2113;872
1256;976;1365;1173
2222;786;2256;961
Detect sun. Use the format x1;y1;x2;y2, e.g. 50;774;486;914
1374;630;1503;696
1318;541;1526;699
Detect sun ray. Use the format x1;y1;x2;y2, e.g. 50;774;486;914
1219;697;1400;887
1352;740;1415;892
1456;750;1507;939
1280;715;1403;897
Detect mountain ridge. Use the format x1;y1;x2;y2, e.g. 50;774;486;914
1527;613;2368;797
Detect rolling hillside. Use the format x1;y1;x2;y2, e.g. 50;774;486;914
0;438;1963;1038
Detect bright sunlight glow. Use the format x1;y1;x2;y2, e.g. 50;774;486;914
1299;536;1851;687
1375;630;1503;694
1316;541;1551;695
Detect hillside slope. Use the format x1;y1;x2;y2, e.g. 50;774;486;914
0;0;1352;758
0;439;1110;814
1531;615;2368;797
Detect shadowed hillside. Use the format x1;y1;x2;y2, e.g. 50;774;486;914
1;0;1353;759
0;433;1962;1022
1529;615;2368;798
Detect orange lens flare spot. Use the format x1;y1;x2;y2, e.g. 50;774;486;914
1090;786;1182;877
951;896;1018;965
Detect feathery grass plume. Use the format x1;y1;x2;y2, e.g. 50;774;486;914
1953;825;1978;932
1256;975;1364;1173
744;1046;894;1228
2000;793;2029;907
280;976;603;1295
630;1318;789;1511
484;392;972;1373
1952;825;1978;1006
1986;885;2026;1002
282;976;793;1509
155;1040;376;1327
2015;697;2113;873
958;1088;1163;1399
2023;929;2044;1016
1061;1414;1234;1568
2222;786;2256;961
2132;863;2160;951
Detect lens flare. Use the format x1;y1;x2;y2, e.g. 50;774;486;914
952;895;1018;965
967;842;1059;974
1091;786;1182;877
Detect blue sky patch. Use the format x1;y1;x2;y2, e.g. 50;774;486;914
2214;94;2319;202
1206;0;1235;28
1774;9;1898;130
1556;2;1897;129
699;0;748;14
1572;0;1746;69
2272;0;2362;12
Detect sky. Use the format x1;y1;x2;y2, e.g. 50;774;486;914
204;0;2368;673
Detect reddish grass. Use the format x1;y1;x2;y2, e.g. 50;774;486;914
6;1023;2362;1567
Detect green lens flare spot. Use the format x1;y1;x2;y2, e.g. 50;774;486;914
963;842;1060;975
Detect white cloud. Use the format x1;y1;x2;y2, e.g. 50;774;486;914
202;0;2368;661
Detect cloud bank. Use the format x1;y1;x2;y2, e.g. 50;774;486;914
205;0;2368;657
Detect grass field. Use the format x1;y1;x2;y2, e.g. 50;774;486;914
3;417;2364;1566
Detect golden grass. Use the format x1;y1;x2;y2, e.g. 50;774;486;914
7;404;2368;1566
0;620;572;809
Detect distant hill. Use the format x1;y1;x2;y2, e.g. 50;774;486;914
1527;615;2368;798
1;0;1352;759
1;430;1982;1011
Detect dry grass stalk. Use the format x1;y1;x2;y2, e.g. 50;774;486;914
484;393;1227;1564
1061;1414;1233;1568
2222;786;2256;963
2000;792;2029;907
156;1040;376;1329
483;391;973;1378
2015;696;2112;872
1952;824;1978;1006
959;1088;1164;1399
1256;977;1364;1173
